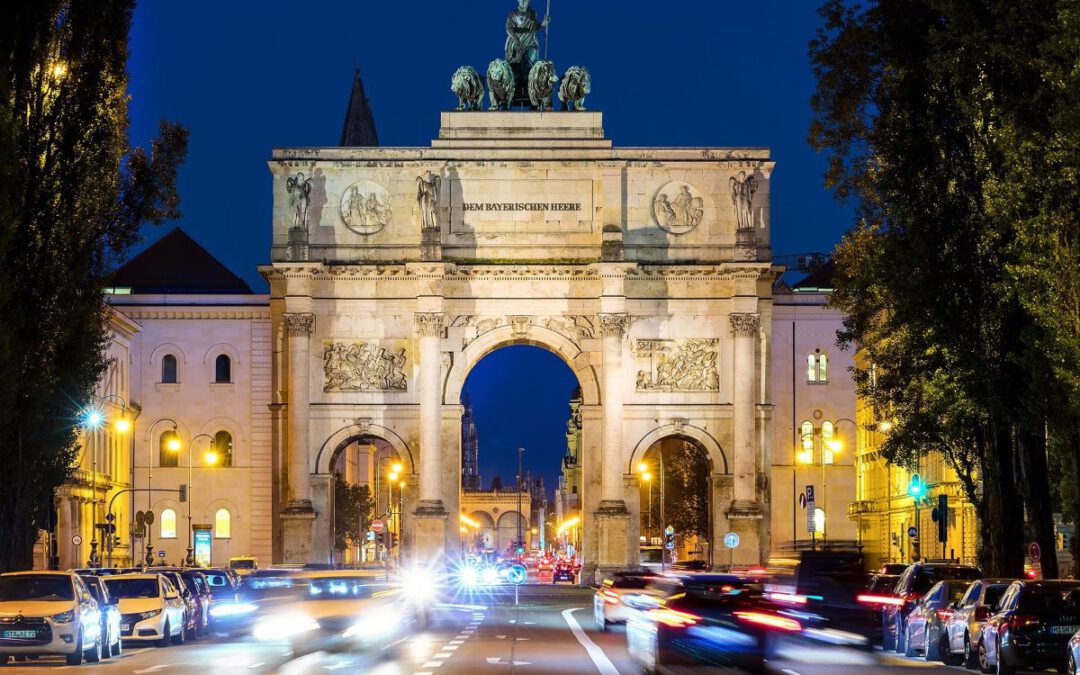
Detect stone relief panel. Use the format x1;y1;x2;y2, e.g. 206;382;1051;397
339;179;392;235
323;341;407;392
653;181;705;235
635;339;720;391
542;315;596;341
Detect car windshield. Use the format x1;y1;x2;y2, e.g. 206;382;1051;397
182;574;207;594
307;577;382;598
203;574;235;597
912;567;982;595
104;578;159;599
1018;585;1080;613
230;559;256;569
0;575;74;602
610;575;649;589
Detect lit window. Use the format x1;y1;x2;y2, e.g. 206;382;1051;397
159;431;179;468
807;353;817;382
818;352;829;382
822;421;835;464
213;431;233;467
214;354;231;383
214;509;231;539
799;421;814;463
161;508;177;539
161;354;178;384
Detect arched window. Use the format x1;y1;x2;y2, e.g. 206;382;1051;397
160;508;177;539
214;509;231;539
818;352;829;382
159;431;179;468
214;354;231;383
807;353;818;382
213;431;233;467
822;421;835;464
161;354;178;384
807;349;829;383
799;421;815;464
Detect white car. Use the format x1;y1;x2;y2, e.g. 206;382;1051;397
103;573;185;647
594;572;672;630
0;571;104;665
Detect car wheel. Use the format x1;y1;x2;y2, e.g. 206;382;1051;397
112;633;122;657
904;626;918;657
995;642;1015;675
978;639;993;674
941;634;962;666
1068;651;1076;675
65;631;84;665
172;620;186;645
86;631;102;663
882;616;896;651
157;620;171;648
964;633;979;670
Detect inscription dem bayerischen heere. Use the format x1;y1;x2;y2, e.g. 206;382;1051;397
461;202;582;212
450;178;594;234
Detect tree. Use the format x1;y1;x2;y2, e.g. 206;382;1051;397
810;0;1075;576
663;440;710;539
333;476;373;552
0;0;187;570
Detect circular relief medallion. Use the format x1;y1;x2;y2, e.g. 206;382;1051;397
340;180;392;235
653;181;705;234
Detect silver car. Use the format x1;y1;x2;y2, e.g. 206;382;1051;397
941;578;1014;667
902;579;969;660
0;571;104;666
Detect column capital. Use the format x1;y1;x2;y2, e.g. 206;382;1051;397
728;312;760;337
283;312;315;337
598;313;631;337
414;312;445;337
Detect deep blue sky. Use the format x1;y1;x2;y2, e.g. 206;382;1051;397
125;0;851;489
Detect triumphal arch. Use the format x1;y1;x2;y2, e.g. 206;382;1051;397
265;108;777;577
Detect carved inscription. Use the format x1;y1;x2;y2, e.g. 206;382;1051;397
635;339;720;391
324;342;407;392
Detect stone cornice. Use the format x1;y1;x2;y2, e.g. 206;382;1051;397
117;308;269;320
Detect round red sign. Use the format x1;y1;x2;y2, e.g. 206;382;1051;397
1029;541;1041;563
371;519;384;533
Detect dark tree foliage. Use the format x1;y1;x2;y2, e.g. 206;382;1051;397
810;0;1077;576
662;440;710;539
0;1;186;570
333;476;373;553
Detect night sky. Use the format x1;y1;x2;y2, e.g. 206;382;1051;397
125;0;851;490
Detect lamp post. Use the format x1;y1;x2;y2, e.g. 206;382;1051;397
80;395;134;567
517;447;525;554
823;418;858;548
636;455;665;544
147;418;180;564
178;433;216;566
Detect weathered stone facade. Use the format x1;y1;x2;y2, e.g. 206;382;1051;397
266;112;777;575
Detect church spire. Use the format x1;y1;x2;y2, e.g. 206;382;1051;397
340;62;379;147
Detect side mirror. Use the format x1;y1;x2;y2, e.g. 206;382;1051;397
165;592;178;600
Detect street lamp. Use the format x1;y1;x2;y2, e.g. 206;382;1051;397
636;455;665;545
174;433;218;566
80;395;135;568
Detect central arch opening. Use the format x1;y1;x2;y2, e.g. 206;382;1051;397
458;345;580;570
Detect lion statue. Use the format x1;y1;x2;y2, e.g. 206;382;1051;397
487;59;516;111
451;66;484;111
559;66;592;111
527;60;557;112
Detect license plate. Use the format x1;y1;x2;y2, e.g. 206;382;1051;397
121;624;131;632
2;630;37;638
1051;625;1080;634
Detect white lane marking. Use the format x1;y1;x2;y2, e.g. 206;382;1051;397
561;608;621;675
486;657;532;665
435;652;453;658
782;670;803;675
134;666;170;674
413;672;433;675
248;663;264;670
442;645;458;651
448;640;464;645
422;661;444;668
496;634;507;639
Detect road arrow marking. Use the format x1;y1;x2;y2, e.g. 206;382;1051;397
486;657;531;666
134;667;170;674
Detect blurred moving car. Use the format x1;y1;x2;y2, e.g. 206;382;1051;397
639;546;666;573
978;579;1080;675
552;561;577;583
0;571;104;666
766;550;874;642
78;574;122;658
940;578;1013;668
103;573;185;647
594;572;667;631
627;574;797;674
860;573;900;642
901;579;969;660
251;570;414;658
880;562;982;653
228;556;258;577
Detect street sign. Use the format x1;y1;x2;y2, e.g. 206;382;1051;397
366;531;376;541
908;526;918;538
806;485;816;533
105;513;115;523
71;535;82;547
158;550;166;558
664;525;674;536
371;519;384;533
1030;542;1042;563
144;511;155;525
507;564;527;585
724;532;740;549
665;541;675;550
798;493;807;509
135;511;145;527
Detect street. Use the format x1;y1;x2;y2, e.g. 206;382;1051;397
0;584;1048;675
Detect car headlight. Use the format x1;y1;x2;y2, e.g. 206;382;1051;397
345;607;402;640
51;610;75;623
253;612;319;642
139;609;162;620
210;602;257;619
460;566;480;587
400;566;438;602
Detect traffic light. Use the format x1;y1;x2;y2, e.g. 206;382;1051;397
907;473;923;498
936;494;948;542
178;483;188;503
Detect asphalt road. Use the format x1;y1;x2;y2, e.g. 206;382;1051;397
0;584;1049;674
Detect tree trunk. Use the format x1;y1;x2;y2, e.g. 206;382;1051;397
978;421;1026;576
1018;424;1058;578
1070;432;1080;572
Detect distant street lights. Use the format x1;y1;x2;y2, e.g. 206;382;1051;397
176;433;218;565
636;456;665;544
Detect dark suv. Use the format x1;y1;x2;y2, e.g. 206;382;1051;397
882;562;982;653
978;580;1080;675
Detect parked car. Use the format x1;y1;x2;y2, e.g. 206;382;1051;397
228;557;258;578
902;579;969;660
0;571;104;665
1068;626;1080;675
103;573;185;647
880;563;910;575
180;569;213;636
627;574;798;674
594;572;666;630
978;579;1080;675
881;562;982;653
78;574;122;658
941;578;1014;668
157;570;200;640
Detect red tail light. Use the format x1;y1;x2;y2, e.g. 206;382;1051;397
600;590;620;605
734;611;803;632
936;608;954;622
1008;614;1039;630
974;606;991;622
857;594;905;606
649;608;700;628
